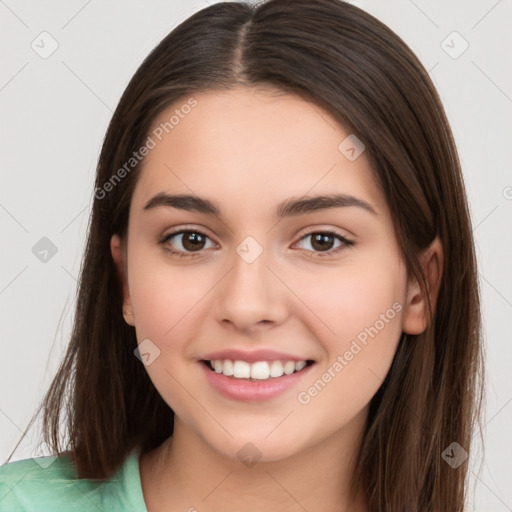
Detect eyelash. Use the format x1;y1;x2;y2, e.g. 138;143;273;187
158;228;354;259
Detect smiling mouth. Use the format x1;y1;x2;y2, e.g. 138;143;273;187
201;359;315;381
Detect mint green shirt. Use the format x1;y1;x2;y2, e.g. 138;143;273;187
0;448;147;511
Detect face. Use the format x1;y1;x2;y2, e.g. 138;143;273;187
111;86;429;462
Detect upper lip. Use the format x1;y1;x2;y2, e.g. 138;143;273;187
200;349;313;363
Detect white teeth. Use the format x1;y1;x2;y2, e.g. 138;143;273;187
283;361;295;375
250;361;270;380
208;359;309;380
295;361;307;372
269;360;284;378
223;359;234;376
233;360;251;378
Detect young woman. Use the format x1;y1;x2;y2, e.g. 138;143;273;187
1;0;484;511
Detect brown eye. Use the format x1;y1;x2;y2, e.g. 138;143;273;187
180;231;207;251
310;233;336;251
295;231;354;257
160;230;215;256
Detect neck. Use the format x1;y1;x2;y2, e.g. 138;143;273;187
140;410;368;512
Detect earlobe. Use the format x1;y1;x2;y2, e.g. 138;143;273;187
402;237;444;335
110;234;135;326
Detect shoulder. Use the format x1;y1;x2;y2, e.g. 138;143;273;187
0;450;146;512
0;452;79;511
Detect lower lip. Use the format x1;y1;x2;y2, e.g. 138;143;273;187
199;361;314;402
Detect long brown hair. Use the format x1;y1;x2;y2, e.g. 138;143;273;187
6;1;484;510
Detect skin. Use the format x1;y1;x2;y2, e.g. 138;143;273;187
111;86;443;512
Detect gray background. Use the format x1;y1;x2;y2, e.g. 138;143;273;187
1;0;511;510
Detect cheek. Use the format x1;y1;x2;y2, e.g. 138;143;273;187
291;253;405;342
294;259;405;419
127;253;218;362
126;259;211;414
294;322;403;439
126;226;204;312
127;240;406;418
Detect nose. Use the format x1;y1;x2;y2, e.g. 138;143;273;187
212;244;289;335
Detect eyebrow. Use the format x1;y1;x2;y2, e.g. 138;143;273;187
143;192;378;218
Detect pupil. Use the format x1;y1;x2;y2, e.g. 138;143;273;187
183;232;205;251
180;232;334;252
312;233;333;251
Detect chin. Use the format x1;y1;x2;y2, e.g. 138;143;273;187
212;433;308;466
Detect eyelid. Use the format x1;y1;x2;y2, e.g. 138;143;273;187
160;224;353;242
159;225;219;249
159;225;354;257
160;224;217;241
295;224;354;240
292;228;354;257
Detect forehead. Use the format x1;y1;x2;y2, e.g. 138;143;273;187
130;87;388;219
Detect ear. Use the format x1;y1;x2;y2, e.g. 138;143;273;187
111;234;135;326
402;237;443;335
